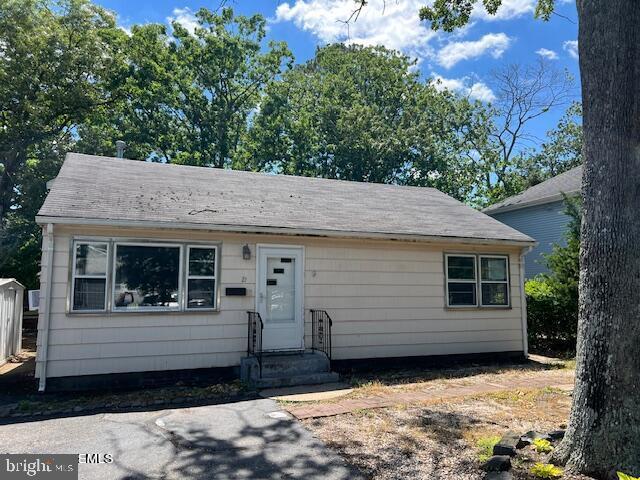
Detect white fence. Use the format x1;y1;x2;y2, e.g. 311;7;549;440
0;279;24;366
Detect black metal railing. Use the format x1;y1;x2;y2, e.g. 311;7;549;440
247;311;264;377
310;309;333;361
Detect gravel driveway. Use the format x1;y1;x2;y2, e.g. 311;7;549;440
0;398;362;480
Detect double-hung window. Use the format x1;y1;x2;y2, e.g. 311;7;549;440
70;239;219;313
445;254;510;308
71;242;109;312
479;256;509;306
186;246;217;309
445;254;478;307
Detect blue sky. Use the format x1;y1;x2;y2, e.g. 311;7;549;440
98;0;580;143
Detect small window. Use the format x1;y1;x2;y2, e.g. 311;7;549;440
72;242;108;311
446;255;477;306
480;256;509;306
113;244;181;310
186;246;217;309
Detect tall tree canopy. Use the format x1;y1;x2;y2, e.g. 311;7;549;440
0;0;127;288
241;43;491;202
78;7;292;167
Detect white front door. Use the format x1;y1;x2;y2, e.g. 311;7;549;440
256;245;304;351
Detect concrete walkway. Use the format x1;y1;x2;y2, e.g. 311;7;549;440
286;371;574;420
0;398;363;480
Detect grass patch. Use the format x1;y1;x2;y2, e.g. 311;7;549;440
531;462;563;478
476;435;501;463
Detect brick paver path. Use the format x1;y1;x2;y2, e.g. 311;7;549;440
286;371;574;420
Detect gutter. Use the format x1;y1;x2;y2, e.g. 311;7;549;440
519;245;533;358
34;216;535;248
38;223;54;392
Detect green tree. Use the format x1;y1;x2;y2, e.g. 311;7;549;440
240;43;490;202
0;0;128;223
414;0;640;475
526;195;580;350
487;102;583;199
78;8;292;166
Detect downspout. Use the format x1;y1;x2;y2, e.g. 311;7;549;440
38;223;54;392
519;246;533;358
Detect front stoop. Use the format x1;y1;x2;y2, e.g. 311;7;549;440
240;351;340;389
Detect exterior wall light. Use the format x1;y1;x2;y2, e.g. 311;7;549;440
242;244;251;260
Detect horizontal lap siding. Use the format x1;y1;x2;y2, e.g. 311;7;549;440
38;227;256;378
304;243;523;360
37;225;525;378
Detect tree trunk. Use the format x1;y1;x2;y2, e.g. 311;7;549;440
551;0;640;477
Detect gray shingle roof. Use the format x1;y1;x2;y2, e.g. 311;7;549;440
37;153;533;244
483;165;582;215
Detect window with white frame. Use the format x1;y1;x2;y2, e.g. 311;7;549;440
186;246;217;309
113;244;182;310
445;254;477;306
70;239;219;313
72;242;109;311
479;256;509;306
445;254;510;308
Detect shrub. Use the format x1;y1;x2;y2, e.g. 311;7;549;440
526;195;580;353
618;473;640;480
533;438;554;453
530;463;563;478
477;435;501;462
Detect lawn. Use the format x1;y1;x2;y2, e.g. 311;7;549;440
295;360;596;480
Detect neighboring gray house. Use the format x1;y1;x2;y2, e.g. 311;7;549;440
484;165;582;278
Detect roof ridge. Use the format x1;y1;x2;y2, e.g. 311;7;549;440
65;152;443;194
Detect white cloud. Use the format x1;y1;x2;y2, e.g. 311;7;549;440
167;7;199;35
472;0;536;21
536;48;558;60
437;33;511;69
274;0;438;60
563;40;578;59
432;74;496;103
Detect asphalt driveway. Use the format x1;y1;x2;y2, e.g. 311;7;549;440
0;398;362;479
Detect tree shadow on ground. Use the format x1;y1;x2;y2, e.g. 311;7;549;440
104;403;364;480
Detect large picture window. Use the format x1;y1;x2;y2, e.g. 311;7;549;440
71;242;108;311
445;254;510;308
69;239;219;313
113;244;181;310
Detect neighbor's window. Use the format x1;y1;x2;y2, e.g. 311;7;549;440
445;254;477;306
113;244;181;310
186;246;217;309
72;242;108;311
480;256;509;306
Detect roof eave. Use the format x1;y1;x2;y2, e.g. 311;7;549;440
35;215;536;247
483;190;580;215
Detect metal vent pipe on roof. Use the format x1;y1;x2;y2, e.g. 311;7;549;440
116;140;126;158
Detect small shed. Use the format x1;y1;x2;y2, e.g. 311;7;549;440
0;279;24;365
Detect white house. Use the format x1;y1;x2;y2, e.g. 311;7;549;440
35;153;534;391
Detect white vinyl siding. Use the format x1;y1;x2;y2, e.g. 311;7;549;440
36;225;525;379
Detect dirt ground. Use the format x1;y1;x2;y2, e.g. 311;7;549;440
300;361;595;480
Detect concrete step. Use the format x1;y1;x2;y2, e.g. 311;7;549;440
252;372;341;389
261;352;330;378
